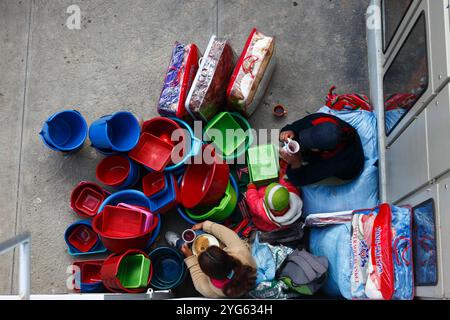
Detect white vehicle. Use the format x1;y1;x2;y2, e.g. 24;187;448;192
368;0;450;299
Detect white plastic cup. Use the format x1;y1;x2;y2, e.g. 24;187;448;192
284;138;300;155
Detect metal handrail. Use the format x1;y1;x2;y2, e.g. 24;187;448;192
0;233;31;300
366;0;387;203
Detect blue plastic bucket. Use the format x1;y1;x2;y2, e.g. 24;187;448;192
98;190;161;247
92;145;117;156
64;220;107;256
177;173;239;224
89;111;140;152
149;247;186;290
40;110;88;152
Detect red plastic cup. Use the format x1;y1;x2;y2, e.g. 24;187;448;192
128;133;173;172
142;172;166;197
92;211;159;253
96;155;131;187
67;224;99;252
101;249;153;293
273;104;287;117
180;144;230;208
70;181;110;218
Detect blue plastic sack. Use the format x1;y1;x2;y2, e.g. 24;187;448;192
391;206;414;300
301;106;379;215
309;223;352;299
309;204;414;300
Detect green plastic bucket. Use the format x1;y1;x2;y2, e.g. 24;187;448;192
117;254;151;289
204;112;253;161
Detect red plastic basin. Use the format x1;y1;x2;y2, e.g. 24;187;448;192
101;249;153;293
92;211;159;253
70;181;109;218
142;117;183;145
142;172;166;197
142;117;187;165
180;144;230;208
128;133;173;172
96;155;130;187
67;224;99;252
101;205;147;238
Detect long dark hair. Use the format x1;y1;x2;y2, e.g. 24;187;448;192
198;246;256;298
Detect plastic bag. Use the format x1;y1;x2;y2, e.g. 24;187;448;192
309;223;353;298
227;28;276;117
157;42;201;119
252;233;276;284
309;204;414;300
301;106;379;215
185;35;235;121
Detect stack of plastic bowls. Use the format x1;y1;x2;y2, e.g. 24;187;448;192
149;247;186;290
96;155;140;190
64;220;107;256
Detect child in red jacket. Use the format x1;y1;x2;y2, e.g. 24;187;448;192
246;174;303;232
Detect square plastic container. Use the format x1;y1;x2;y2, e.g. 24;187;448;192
204;112;246;156
247;144;279;186
74;260;103;284
75;187;104;217
149;174;179;214
117;254;151;289
142;172;168;198
102;205;147;238
116;203;154;232
129;133;174;172
67;224;99;253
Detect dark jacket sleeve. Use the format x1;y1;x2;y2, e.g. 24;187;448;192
281;116;314;136
286;159;337;186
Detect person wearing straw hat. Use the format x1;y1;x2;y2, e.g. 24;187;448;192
165;221;256;298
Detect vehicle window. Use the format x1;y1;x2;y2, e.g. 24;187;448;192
383;12;428;135
382;0;413;52
412;199;438;286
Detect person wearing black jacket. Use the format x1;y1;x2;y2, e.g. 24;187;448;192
279;113;365;186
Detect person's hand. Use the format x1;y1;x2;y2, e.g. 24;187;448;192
181;244;193;258
191;222;205;231
280;130;295;142
280;148;302;169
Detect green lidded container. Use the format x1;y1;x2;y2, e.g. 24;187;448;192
247;144;279;186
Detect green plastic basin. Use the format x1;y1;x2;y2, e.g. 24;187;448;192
204;112;253;160
186;182;237;222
